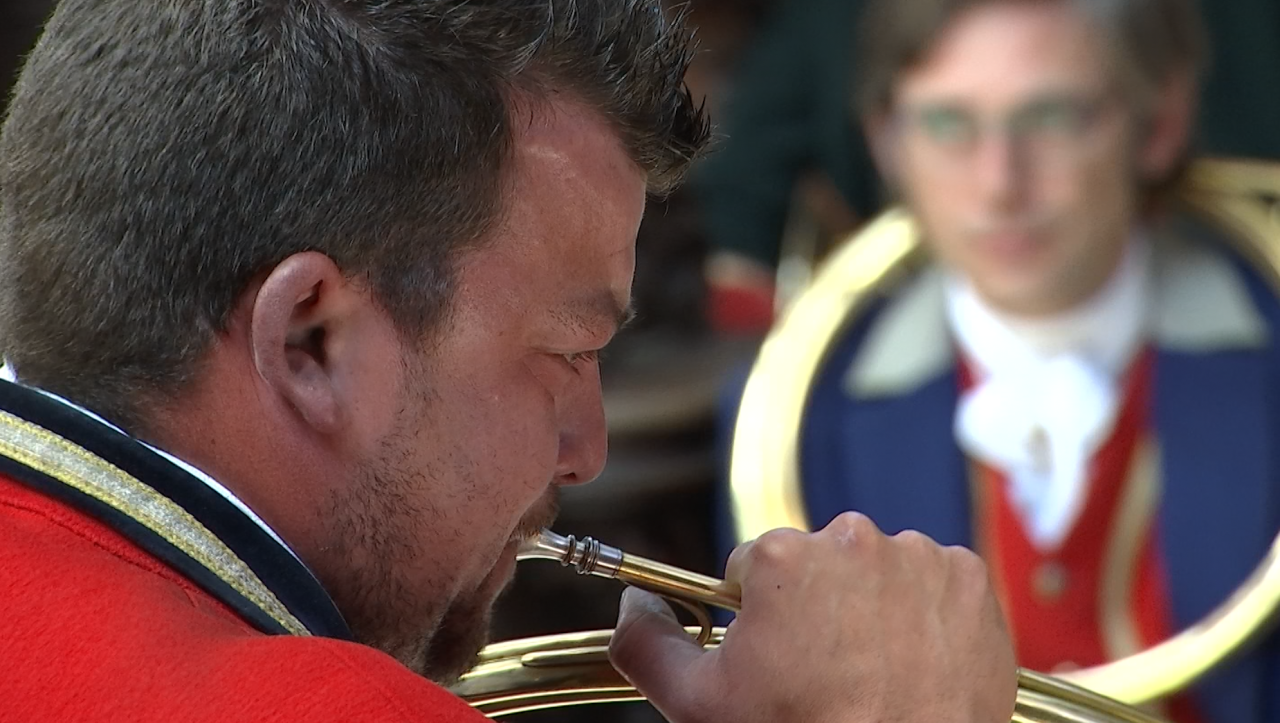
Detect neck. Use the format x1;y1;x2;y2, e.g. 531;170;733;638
143;340;337;571
948;236;1151;373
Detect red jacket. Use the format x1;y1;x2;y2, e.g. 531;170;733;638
0;379;488;722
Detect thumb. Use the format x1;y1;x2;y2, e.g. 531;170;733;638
609;587;710;717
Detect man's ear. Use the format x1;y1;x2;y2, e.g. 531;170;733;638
1138;70;1197;180
248;251;363;436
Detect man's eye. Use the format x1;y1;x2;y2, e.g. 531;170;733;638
918;108;975;145
562;350;600;366
1018;101;1088;136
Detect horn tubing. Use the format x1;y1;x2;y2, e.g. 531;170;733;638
518;528;741;612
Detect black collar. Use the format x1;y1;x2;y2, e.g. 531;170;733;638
0;379;352;640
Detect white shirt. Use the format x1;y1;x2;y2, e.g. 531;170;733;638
945;237;1153;551
0;365;301;561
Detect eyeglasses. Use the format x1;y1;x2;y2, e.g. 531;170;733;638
894;91;1121;173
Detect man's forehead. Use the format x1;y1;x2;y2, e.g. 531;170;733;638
897;3;1112;105
510;95;641;179
505;96;648;258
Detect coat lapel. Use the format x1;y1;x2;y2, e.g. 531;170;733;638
835;373;971;545
1149;228;1276;631
1155;348;1273;633
1149;225;1278;722
1153;344;1273;722
802;270;971;546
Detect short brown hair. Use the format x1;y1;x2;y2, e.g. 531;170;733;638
0;0;710;430
854;0;1208;119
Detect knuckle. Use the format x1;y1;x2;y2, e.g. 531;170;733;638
947;544;990;580
944;546;999;609
750;528;805;566
892;528;938;552
825;511;877;541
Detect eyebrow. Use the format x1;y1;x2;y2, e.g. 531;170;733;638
558;290;636;339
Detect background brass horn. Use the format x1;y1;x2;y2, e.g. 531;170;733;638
451;528;1170;723
728;157;1280;705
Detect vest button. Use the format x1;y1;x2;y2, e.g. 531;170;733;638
1027;426;1051;474
1034;561;1069;601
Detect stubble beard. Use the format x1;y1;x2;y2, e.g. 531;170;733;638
312;403;563;685
315;425;496;684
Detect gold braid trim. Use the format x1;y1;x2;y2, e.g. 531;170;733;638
0;409;310;636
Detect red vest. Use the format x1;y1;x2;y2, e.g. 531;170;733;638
961;350;1204;723
0;474;488;722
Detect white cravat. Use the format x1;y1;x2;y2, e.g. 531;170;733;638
947;237;1152;551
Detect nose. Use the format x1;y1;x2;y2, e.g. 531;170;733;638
553;363;609;486
973;131;1026;209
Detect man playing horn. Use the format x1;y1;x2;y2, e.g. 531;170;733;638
0;1;1017;721
723;0;1280;720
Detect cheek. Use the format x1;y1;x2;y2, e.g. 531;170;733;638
914;182;958;225
408;384;557;574
898;159;968;240
477;361;564;484
1058;126;1137;211
900;151;948;212
912;187;970;264
420;360;560;485
1052;159;1135;248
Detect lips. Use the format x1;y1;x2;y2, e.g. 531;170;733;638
510;487;562;543
972;228;1050;265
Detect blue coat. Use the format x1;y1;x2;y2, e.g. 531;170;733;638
716;222;1280;723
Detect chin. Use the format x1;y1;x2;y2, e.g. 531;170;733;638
418;557;524;684
373;545;523;684
988;286;1060;316
970;262;1065;314
407;596;497;684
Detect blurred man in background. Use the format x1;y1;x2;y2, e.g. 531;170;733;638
720;0;1280;721
696;0;1280;332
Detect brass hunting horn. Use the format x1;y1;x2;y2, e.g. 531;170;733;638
449;159;1280;721
453;528;1168;722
